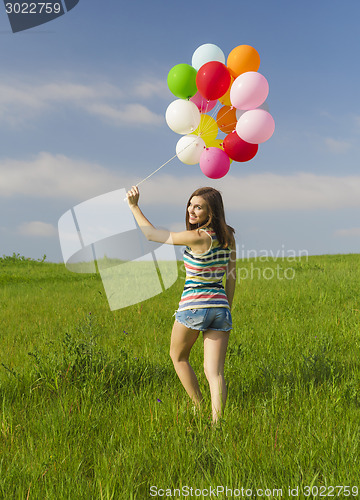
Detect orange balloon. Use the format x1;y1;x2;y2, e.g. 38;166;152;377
216;106;237;134
227;45;260;78
218;76;234;106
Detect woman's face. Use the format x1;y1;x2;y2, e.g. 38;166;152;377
188;196;209;226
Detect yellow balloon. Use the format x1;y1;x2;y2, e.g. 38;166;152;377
206;138;223;149
205;138;233;163
192;114;218;142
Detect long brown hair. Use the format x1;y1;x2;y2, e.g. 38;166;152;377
185;187;235;248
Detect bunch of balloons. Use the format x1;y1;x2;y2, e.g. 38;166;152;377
165;43;275;179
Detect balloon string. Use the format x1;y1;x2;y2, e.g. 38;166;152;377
210;101;222;121
135;153;178;187
124;136;199;200
197;100;238;141
198;100;237;140
212;102;237;126
196;101;221;140
138;135;200;186
207;102;237;139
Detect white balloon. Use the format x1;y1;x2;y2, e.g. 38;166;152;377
165;99;201;135
176;135;206;165
192;43;226;71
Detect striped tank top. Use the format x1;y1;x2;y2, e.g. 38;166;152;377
178;228;231;311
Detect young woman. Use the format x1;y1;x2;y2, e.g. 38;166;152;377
126;185;236;424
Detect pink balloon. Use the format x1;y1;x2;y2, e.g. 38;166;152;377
190;92;217;113
236;109;275;144
199;147;230;179
230;72;269;110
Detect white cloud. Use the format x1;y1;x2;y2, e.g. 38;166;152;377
132;79;170;99
140;172;360;211
334;227;360;237
0;78;163;128
0;81;115;121
86;102;163;126
17;221;57;237
39;82;121;101
324;137;352;154
221;172;360;211
1;154;360;213
0;152;134;201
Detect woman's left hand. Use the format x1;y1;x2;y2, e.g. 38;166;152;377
126;185;140;208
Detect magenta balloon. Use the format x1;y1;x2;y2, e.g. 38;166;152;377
236;109;275;144
190;91;217;113
230;72;269;110
199;147;230;179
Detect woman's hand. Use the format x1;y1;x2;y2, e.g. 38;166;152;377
126;185;140;208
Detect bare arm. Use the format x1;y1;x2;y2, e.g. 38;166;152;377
126;186;209;249
225;241;236;309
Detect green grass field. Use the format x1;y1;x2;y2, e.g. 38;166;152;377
1;252;360;499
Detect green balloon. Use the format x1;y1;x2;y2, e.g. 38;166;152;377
167;63;197;99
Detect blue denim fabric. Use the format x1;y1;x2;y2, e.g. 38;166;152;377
175;307;232;332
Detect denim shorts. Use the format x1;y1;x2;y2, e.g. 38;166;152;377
175;307;232;332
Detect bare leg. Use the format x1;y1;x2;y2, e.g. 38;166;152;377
203;330;230;424
169;320;203;406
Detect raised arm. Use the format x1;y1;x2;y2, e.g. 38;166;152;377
126;186;210;250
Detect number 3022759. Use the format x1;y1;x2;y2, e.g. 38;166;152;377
5;3;62;14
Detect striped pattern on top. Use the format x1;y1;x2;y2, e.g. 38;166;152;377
178;229;231;312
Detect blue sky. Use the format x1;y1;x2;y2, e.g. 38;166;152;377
1;0;360;262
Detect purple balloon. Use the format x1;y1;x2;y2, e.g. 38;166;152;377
190;91;217;113
199;147;230;179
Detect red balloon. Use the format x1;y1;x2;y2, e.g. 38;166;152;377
196;61;231;101
223;131;258;162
